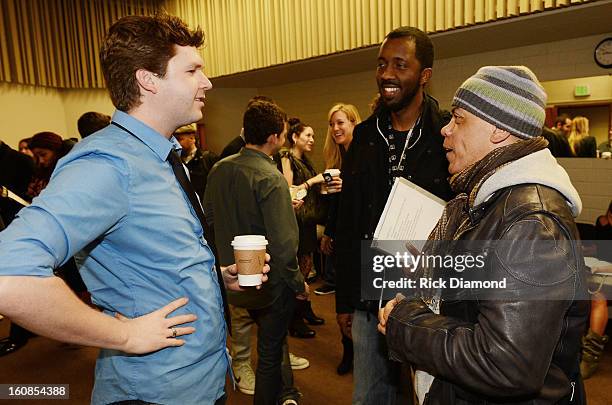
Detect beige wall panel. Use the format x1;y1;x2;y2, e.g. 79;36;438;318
558;158;612;224
429;33;611;111
542;76;612;106
0;83;68;148
199;87;258;154
60;88;115;140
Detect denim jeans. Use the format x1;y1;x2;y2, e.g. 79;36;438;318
248;286;300;405
321;252;336;287
352;309;401;405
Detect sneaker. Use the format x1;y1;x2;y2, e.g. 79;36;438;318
289;352;310;370
314;284;335;295
233;362;255;395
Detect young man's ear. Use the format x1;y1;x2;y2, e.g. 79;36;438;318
266;132;279;145
490;127;513;144
419;68;432;86
135;69;159;94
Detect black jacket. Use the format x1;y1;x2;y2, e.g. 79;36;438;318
335;94;453;313
542;127;572;158
0;142;34;226
386;184;589;405
220;135;245;159
184;149;218;202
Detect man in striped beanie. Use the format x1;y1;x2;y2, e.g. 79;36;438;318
378;66;589;404
443;65;548;175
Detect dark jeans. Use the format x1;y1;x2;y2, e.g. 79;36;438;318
321;252;336;287
248;286;300;405
109;394;226;405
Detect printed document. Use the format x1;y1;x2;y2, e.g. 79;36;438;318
373;177;445;253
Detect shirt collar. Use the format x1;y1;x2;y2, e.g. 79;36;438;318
240;146;275;163
111;110;180;161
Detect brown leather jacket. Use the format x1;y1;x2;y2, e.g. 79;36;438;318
385;184;589;404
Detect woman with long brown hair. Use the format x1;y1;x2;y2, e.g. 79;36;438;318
277;117;327;338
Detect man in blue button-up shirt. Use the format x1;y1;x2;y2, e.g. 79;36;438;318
0;14;248;405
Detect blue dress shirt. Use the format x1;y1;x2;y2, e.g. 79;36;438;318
0;110;228;404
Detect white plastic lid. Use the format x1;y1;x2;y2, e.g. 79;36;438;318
325;168;341;176
231;234;268;248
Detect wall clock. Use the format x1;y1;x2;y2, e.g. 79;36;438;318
594;37;612;68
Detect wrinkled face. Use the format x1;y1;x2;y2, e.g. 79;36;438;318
31;147;57;169
157;45;212;129
293;126;314;153
376;38;424;112
441;108;495;175
176;133;196;152
329;111;354;146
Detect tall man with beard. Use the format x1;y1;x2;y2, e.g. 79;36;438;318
334;26;453;404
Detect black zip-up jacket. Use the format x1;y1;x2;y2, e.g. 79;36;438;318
334;94;454;314
385;184;589;404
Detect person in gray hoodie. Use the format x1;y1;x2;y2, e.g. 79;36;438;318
378;66;588;405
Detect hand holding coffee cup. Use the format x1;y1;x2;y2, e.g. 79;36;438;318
221;252;271;291
231;235;268;287
323;169;342;193
290;185;307;200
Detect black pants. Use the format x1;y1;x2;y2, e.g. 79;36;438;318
248;287;300;405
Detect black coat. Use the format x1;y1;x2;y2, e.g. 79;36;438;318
0;142;34;226
334;94;454;313
185;149;219;202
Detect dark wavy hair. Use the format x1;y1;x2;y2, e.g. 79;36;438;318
286;117;309;146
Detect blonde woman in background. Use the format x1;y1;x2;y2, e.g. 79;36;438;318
316;103;362;375
568;116;597;157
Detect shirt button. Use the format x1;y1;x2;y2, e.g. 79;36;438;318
406;175;412;180
434;178;440;184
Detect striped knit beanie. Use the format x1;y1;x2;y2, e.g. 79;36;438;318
452;66;547;139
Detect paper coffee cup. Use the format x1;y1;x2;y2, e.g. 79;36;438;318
290;185;307;200
231;235;268;286
324;169;341;193
324;168;341;180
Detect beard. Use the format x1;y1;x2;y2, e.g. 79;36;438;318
379;80;421;112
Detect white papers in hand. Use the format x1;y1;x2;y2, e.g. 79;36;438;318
584;256;612;274
373;177;445;253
